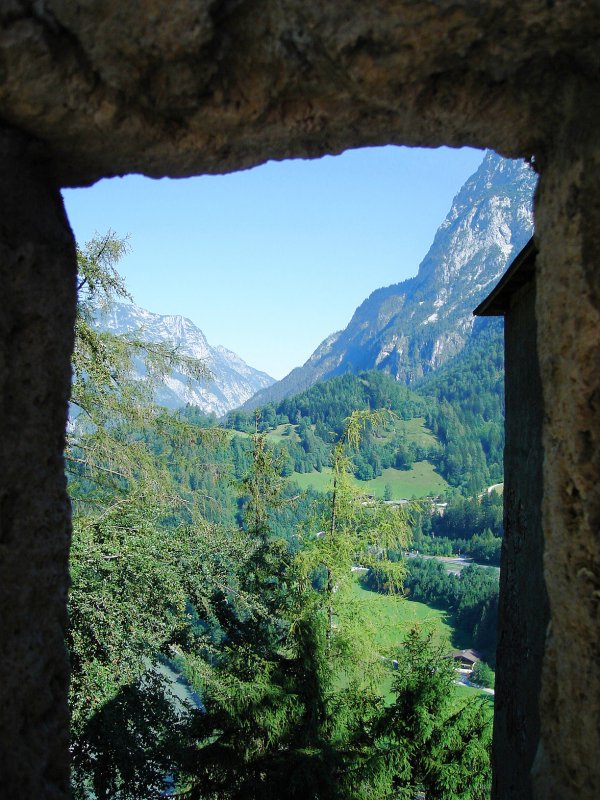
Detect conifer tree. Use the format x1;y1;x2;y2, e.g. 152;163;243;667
67;233;493;800
376;629;492;799
68;232;241;798
180;411;415;799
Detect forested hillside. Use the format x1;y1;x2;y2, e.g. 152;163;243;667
68;234;493;799
419;317;504;492
226;316;504;499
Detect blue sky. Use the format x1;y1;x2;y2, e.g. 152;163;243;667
63;145;484;379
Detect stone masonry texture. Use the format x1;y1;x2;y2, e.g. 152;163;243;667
0;129;76;799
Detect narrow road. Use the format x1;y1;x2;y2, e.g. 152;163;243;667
454;672;495;695
406;552;472;575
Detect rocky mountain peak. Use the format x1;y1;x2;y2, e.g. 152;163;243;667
416;151;535;289
97;302;274;415
243;152;537;410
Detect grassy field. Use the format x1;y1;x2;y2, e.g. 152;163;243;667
348;577;492;705
265;423;301;444
289;467;335;493
374;416;438;448
267;416;438;449
289;461;448;499
361;462;448;498
349;578;454;653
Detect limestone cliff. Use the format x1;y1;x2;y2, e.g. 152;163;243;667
245;152;536;408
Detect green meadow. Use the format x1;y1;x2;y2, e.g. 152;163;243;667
265;423;302;444
349;577;454;653
290;460;448;499
374;416;439;448
348;577;493;705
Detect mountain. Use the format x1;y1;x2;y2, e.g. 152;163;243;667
98;302;275;415
244;152;536;409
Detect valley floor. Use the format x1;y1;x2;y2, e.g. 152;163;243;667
350;577;494;705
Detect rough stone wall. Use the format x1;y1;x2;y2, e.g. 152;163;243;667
0;129;76;800
0;1;598;185
493;277;548;799
0;2;599;799
533;106;600;799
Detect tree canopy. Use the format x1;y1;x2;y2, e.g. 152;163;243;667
67;232;494;800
